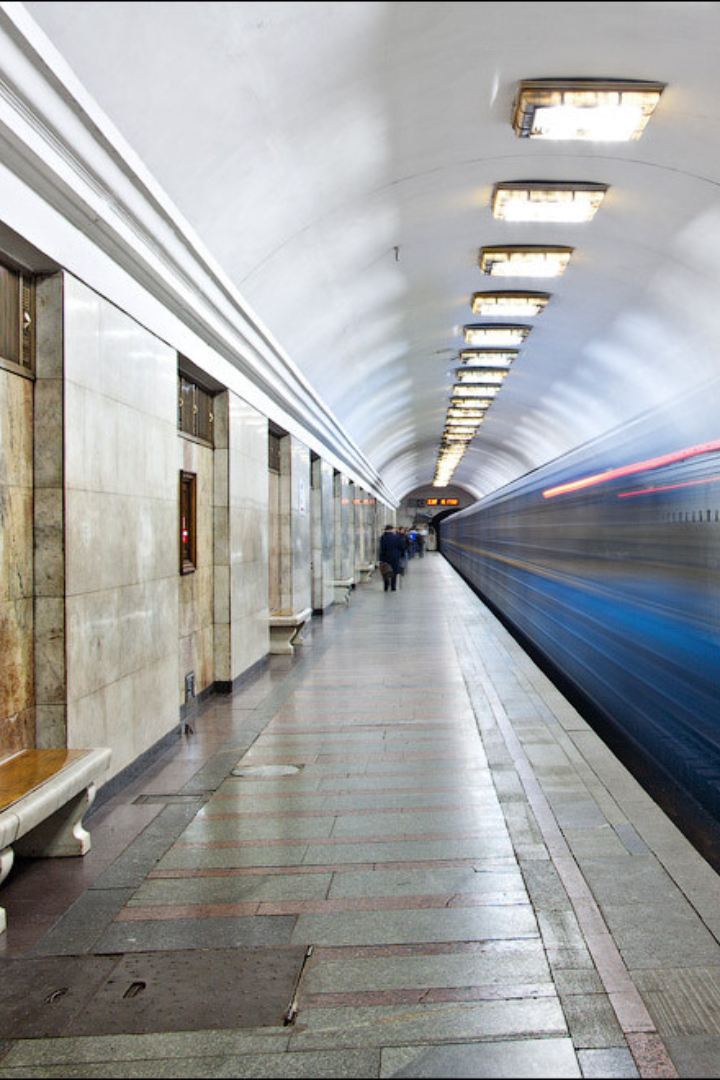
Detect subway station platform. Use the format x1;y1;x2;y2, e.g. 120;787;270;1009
3;555;720;1079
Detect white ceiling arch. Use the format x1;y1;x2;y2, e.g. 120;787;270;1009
20;0;720;501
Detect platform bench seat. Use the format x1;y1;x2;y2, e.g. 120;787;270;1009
269;607;312;655
332;578;355;604
356;564;374;584
0;747;112;934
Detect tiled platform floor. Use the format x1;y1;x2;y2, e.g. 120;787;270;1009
3;555;720;1077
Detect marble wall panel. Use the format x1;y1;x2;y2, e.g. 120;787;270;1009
290;436;312;614
62;276;178;777
0;349;35;758
227;394;269;679
321;463;335;608
311;458;335;612
268;468;282;614
334;473;353;582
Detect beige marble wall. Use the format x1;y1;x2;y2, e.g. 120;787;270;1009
334;473;353;583
226;392;269;678
279;435;311;614
178;437;214;706
354;487;374;573
311;458;335;612
62;275;178;778
0;367;34;757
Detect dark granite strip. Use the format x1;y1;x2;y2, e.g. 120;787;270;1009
88;804;206;891
30;889;135;957
92;915;297;954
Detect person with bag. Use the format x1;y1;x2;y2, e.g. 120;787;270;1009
378;524;404;593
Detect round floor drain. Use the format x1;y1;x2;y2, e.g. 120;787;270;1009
231;764;301;777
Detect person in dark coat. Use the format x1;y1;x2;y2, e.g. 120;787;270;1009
378;525;404;592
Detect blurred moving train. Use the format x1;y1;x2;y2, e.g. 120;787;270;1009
441;384;720;839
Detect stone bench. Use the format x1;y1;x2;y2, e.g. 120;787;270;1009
0;747;112;934
332;578;355;604
269;607;312;655
356;564;375;584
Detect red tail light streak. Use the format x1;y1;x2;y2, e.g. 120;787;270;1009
618;474;720;498
542;439;720;499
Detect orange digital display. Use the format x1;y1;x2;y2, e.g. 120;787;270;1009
427;498;459;506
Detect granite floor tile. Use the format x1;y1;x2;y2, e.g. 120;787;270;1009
599;904;720;969
0;1031;291;1068
302;838;515;865
326;866;525;899
290;903;538;946
381;1037;581;1078
180;817;337;841
576;1047;640;1078
560;992;627;1049
0;1057;378;1078
128;872;333;906
329;810;507;839
155;845;310;870
289;998;568;1050
29;889;136;957
302;939;551;994
92;915;297;953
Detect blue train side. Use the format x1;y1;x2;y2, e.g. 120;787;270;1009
441;401;720;825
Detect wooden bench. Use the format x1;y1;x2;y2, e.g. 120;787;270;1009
0;747;112;934
268;607;312;655
332;578;355;604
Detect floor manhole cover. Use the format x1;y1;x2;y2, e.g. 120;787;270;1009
231;764;301;777
63;948;308;1035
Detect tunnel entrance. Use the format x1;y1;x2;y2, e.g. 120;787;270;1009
430;507;461;548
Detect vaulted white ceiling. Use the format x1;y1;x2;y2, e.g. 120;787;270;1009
21;1;720;501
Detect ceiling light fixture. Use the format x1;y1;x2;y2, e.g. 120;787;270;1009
459;349;519;367
453;385;501;399
511;79;665;141
463;324;531;346
492;182;608;223
479;246;573;278
471;290;551;316
455;367;508;384
448;409;485;421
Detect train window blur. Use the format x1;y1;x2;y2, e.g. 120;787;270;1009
440;387;720;835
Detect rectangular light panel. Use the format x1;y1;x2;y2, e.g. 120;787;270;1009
453;390;498;403
471;290;550;315
460;349;518;367
479;246;573;278
492;182;608;223
455;367;508;384
512;79;664;141
464;324;531;346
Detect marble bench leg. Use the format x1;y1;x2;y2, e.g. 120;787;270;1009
269;622;307;655
0;846;14;935
15;784;96;859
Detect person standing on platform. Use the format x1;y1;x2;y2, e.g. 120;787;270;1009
378;524;404;592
